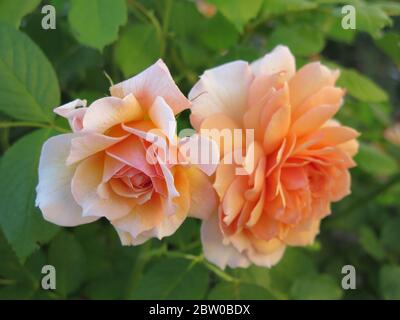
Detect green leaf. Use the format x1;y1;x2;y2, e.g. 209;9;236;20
0;23;60;122
267;24;325;56
262;0;317;17
0;129;59;262
208;0;263;32
0;0;41;28
68;0;127;50
133;258;209;299
269;248;317;293
208;282;276;299
48;231;86;297
355;143;398;177
381;217;400;254
114;24;161;77
375;32;400;66
359;226;385;261
379;265;400;299
379;1;400;16
356;3;392;38
337;69;388;103
291;274;343;300
0;230;37;299
199;13;239;51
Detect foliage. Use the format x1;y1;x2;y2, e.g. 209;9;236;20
0;0;399;300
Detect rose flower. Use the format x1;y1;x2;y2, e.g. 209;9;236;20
190;46;359;268
36;60;218;245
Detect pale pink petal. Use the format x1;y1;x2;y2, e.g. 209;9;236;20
110;59;190;114
102;154;126;182
82;94;144;133
213;151;238;198
201;214;250;269
67;132;128;165
222;176;247;225
178;133;219;176
199;113;241;157
106;135;157;177
189;60;253;127
246;238;286;267
111;194;164;239
185;167;218;220
152;167;190;238
148;96;176;144
71;154;134;220
54;99;87;132
251;45;296;80
36;134;99;226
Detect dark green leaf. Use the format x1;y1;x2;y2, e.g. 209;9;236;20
355;143;398;177
133;258;209;299
0;23;60;121
0;129;59;262
114;24;161;77
359;226;385;261
48;231;86;297
291;274;343;299
208;0;263;32
379;265;400;299
0;0;40;28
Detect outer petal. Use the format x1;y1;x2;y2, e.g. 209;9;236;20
54;99;87;132
201;214;250;269
110;59;190;114
284;218;321;246
185;167;218;220
36;134;99;226
251;45;296;80
67;132;128;165
189;61;253;129
246;237;286;267
82;94;144;133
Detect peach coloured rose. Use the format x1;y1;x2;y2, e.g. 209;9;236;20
36;60;218;245
190;46;360;269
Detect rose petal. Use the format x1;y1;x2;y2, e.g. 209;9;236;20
110;59;190;114
82;94;144;133
36;134;99;226
189;60;253;128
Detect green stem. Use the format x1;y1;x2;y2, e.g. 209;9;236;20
129;0;164;55
162;250;239;283
161;0;173;57
0;121;69;133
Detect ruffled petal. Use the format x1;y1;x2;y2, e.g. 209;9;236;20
36;134;99;226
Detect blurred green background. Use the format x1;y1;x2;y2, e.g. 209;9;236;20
0;0;399;300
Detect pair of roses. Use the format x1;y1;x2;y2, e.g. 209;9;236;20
36;46;359;269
